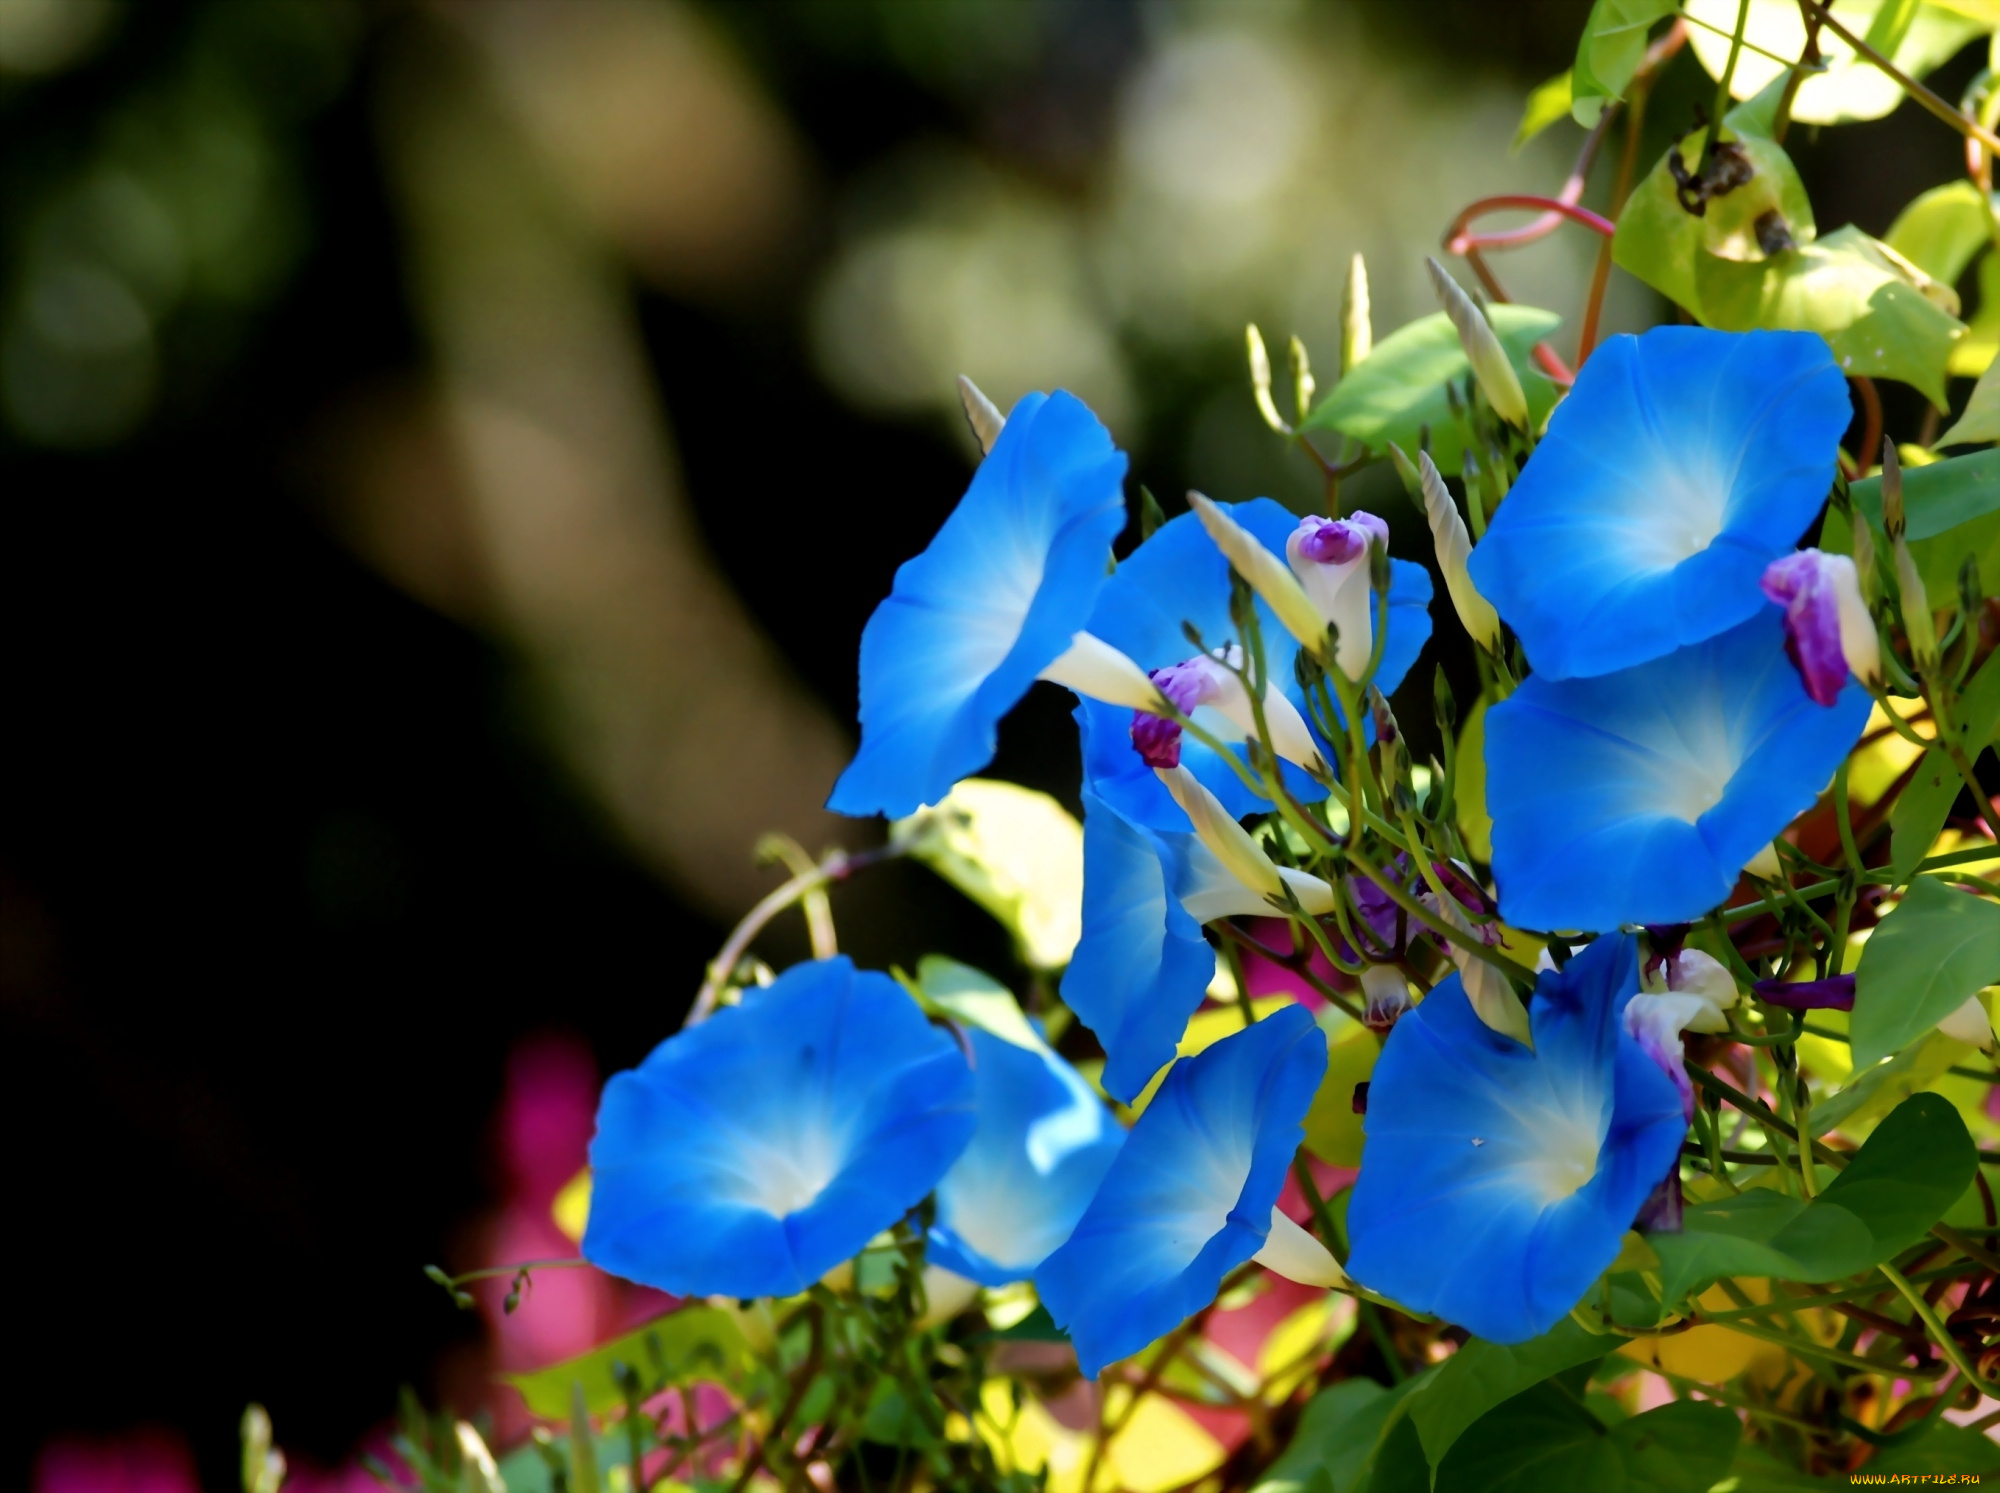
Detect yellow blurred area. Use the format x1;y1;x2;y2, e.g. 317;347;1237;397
972;1377;1223;1493
1618;1280;1835;1386
552;1166;592;1243
1116;995;1296;1121
1847;700;1932;806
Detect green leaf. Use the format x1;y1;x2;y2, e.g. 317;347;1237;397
1952;251;2000;378
1514;70;1574;152
1812;1030;1967;1134
913;955;1043;1050
1871;1420;2000;1475
1693;226;1966;408
1887;180;1996;287
1569;0;1677;125
1890;748;1962;883
1433;1387;1738;1493
1612;131;1815;313
1830;447;2000;604
1888;647;2000;880
1939;355;2000;448
502;1307;753;1418
1854;874;2000;1068
1654;1095;1972;1297
1814;1092;1978;1256
1709;1442;1836;1491
890;779;1083;969
1407;1318;1607;1468
1650;1188;1875;1302
1684;0;1986;127
1301;306;1562;477
1255;1372;1434;1493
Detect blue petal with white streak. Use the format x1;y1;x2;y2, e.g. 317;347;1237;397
1077;498;1432;833
583;957;975;1300
1062;789;1217;1104
1467;327;1849;680
928;1027;1125;1285
1034;1006;1327;1376
1484;607;1870;933
1344;934;1686;1344
829;391;1128;819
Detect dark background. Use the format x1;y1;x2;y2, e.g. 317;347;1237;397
0;1;1974;1485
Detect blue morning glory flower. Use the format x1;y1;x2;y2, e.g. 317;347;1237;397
1034;1005;1327;1376
1466;327;1849;681
583;957;975;1299
1344;934;1687;1344
1077;498;1433;833
1483;608;1870;933
829;391;1129;820
1061;789;1217;1104
928;1025;1125;1286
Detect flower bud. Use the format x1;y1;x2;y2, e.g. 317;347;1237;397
1285;511;1387;680
1155;763;1334;914
1188;492;1332;660
1247;324;1288;434
1360;963;1413;1029
1880;437;1905;540
1414;447;1502;652
1759;549;1881;705
1039;631;1164;712
1136;649;1326;775
1343;252;1372;373
1426;256;1527;429
1894;534;1937;666
956;374;1005;455
1939;993;1997;1053
1639;946;1737;1032
1289;334;1316;420
1253;1206;1348;1287
1852;514;1880;604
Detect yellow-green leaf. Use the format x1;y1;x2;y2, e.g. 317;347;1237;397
1887;180;1997;287
1514;70;1574;152
890;778;1082;969
503;1307;753;1418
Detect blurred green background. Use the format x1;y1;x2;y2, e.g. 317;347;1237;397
0;0;1974;1485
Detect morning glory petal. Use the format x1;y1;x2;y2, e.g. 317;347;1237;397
1034;1006;1327;1376
927;1027;1125;1285
1467;327;1849;680
1484;608;1870;933
829;391;1129;819
1078;498;1433;832
1062;789;1216;1104
1344;934;1686;1344
583;957;975;1299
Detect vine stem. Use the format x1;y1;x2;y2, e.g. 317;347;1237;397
1804;0;2000;158
1881;1261;2000;1397
687;845;901;1025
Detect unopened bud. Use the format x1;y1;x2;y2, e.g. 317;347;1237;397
1426;257;1527;429
1038;631;1164;712
956;375;1005;456
1343;253;1372;373
1286;511;1387;679
1413;447;1502;652
1155;763;1334;914
1370;686;1399;747
1289;335;1316;421
1247;324;1288;434
1386;440;1421;499
1368;535;1392;596
1189;491;1332;660
1895;534;1937;665
1852;514;1880;604
1880;437;1905;540
1433;663;1457;732
1962;554;1984;622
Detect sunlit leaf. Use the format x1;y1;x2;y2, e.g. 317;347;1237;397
1951;252;2000;376
1301;1025;1378;1166
1455;700;1491;862
1685;0;1986;126
913;954;1044;1050
1693;226;1965;407
1886;648;2000;880
1886;180;1996;287
1514;70;1574;151
502;1307;753;1418
1301;306;1562;478
1812;1030;1970;1134
1570;0;1678;125
1855;875;2000;1067
1939;345;2000;447
891;778;1083;969
1406;1317;1607;1469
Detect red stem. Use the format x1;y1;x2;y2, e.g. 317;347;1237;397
1446;195;1616;254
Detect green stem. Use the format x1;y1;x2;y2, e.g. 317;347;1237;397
1700;0;1754;176
1881;1260;2000;1395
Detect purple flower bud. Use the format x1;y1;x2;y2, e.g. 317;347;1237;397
1760;550;1879;707
1634;1168;1683;1233
1752;974;1855;1011
1292;513;1388;565
1129;712;1182;769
